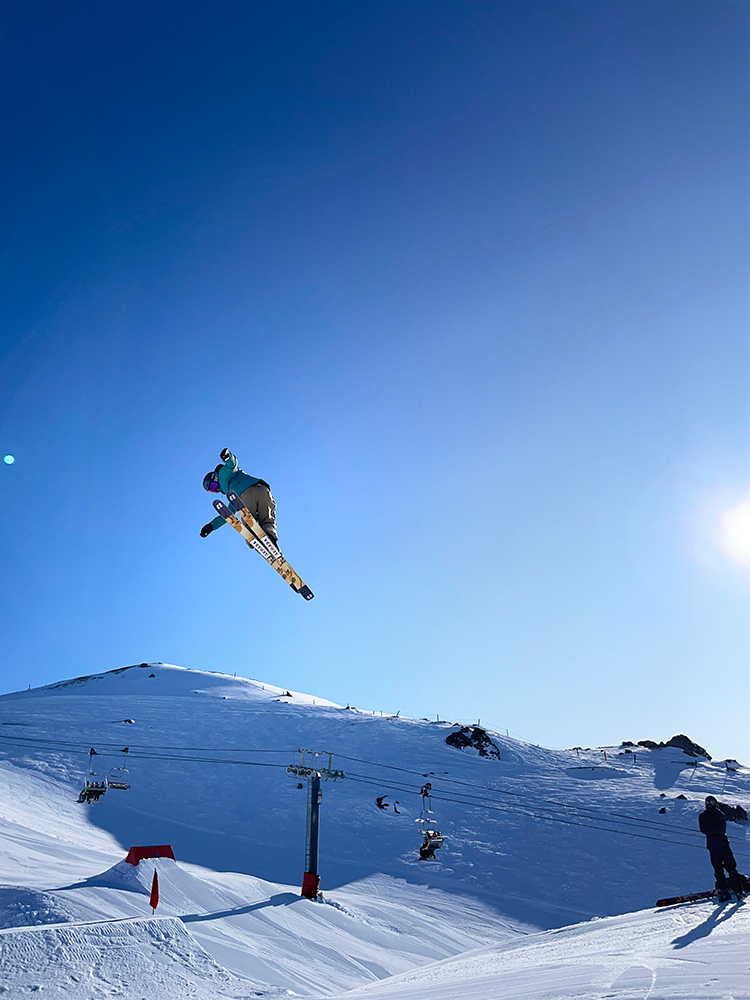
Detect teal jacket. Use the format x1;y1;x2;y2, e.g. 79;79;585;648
208;453;268;531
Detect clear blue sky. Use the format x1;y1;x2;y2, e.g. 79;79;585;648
2;1;748;760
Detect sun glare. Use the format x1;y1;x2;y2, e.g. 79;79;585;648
720;501;750;564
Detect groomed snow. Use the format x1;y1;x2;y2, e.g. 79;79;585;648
341;904;750;1000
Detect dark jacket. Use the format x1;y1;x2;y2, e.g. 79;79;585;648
699;805;728;850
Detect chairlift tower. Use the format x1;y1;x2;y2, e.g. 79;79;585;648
287;750;344;898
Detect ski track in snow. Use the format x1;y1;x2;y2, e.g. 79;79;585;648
1;663;748;999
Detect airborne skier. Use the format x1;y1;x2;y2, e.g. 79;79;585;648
200;449;279;548
201;448;314;600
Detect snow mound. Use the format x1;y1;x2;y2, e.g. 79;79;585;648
82;856;239;910
0;885;93;928
0;916;274;999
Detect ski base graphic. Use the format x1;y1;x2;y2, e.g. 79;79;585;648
212;497;314;600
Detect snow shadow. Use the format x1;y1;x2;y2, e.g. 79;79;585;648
670;901;741;948
563;767;630;780
181;891;298;923
651;758;693;791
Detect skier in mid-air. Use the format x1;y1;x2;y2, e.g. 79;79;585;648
200;449;279;548
698;795;745;901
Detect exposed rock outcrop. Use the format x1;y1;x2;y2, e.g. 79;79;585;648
633;735;711;759
446;726;501;759
718;802;748;823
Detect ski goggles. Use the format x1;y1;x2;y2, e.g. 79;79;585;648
207;477;220;492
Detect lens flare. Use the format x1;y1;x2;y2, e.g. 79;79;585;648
3;455;14;465
720;501;750;564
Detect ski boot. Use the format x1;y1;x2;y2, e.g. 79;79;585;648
717;887;732;903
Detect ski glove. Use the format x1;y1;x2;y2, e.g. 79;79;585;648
220;448;231;461
200;524;213;537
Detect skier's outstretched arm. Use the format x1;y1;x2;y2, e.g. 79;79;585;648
216;450;239;494
200;514;226;537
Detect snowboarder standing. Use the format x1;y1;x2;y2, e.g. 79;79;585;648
698;795;744;901
200;449;279;548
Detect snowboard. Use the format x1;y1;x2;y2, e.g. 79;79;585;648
212;498;314;600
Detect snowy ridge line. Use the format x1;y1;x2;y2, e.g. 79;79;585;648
343;773;747;856
2;734;742;853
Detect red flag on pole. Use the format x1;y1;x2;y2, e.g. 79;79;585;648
150;870;159;913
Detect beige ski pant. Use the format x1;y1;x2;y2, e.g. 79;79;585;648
239;483;278;542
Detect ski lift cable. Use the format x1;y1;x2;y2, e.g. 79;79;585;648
0;728;736;842
405;780;713;842
342;764;719;842
0;733;735;840
0;733;286;767
0;734;291;754
0;736;289;769
335;751;733;839
344;773;750;858
2;735;745;848
345;768;711;840
344;771;750;857
345;772;707;852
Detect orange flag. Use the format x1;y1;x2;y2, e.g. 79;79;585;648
150;869;159;913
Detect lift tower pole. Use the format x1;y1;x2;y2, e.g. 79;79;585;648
305;772;322;896
287;750;345;899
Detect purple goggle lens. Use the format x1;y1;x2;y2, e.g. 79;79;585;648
208;478;220;492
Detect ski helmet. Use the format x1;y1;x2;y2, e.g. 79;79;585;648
203;471;220;492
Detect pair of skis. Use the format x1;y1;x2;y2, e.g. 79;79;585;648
213;491;314;600
656;888;746;907
656;889;719;907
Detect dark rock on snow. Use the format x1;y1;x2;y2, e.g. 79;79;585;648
446;727;502;760
633;735;711;759
718;802;749;823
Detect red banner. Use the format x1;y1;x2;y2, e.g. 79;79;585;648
125;845;175;866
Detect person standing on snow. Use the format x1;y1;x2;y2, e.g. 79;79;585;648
200;449;279;548
698;795;744;901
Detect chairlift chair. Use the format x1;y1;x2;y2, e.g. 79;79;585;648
107;748;131;790
415;784;444;856
77;748;109;804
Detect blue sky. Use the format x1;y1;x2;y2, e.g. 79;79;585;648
2;1;748;759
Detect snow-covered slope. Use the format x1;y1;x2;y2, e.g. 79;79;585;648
341;903;750;1000
1;663;748;999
